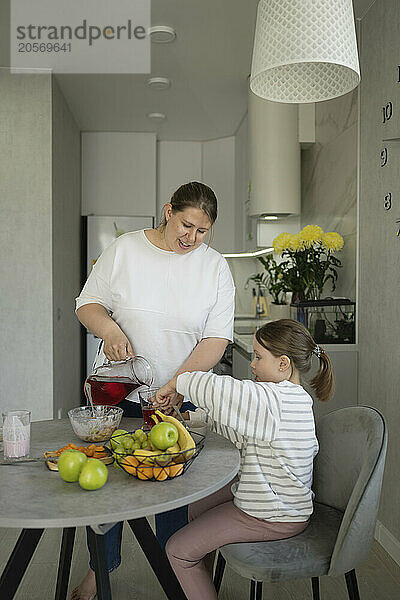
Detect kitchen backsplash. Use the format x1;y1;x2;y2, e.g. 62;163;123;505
301;88;358;301
226;257;261;314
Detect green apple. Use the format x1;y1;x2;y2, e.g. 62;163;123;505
58;450;87;482
149;422;179;451
110;429;129;450
79;458;108;490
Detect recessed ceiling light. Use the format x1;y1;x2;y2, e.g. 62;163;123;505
147;26;176;43
147;112;166;120
146;77;171;91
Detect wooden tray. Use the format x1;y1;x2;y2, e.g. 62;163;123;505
44;447;114;471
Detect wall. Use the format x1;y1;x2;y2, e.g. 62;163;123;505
234;115;249;252
301;89;358;300
52;77;81;419
0;70;53;421
358;0;400;559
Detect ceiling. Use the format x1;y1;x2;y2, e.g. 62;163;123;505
0;1;375;141
57;0;260;141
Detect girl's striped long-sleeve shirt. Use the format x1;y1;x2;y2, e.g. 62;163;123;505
176;371;318;522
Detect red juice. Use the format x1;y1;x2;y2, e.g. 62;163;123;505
84;376;140;406
142;406;156;430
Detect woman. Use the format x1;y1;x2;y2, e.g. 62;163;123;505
72;182;235;600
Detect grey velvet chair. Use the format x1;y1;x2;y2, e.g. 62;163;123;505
213;406;387;600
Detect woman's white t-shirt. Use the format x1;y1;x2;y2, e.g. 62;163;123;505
76;230;235;393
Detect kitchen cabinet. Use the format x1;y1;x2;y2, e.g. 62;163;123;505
202;136;236;253
232;345;253;381
82;132;156;217
157;141;202;219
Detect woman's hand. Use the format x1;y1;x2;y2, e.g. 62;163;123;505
103;326;134;362
153;376;179;412
77;305;134;362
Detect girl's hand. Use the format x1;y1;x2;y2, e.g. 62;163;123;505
153;377;179;412
103;327;134;362
160;394;184;416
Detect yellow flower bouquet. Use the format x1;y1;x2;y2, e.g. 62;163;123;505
273;226;344;301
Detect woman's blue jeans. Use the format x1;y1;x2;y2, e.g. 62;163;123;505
86;398;195;572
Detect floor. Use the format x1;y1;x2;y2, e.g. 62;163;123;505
1;521;400;600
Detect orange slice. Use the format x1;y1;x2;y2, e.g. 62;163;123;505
136;466;154;480
168;464;184;478
153;466;170;481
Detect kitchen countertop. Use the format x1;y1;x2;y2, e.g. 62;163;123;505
233;316;271;354
233;315;358;356
234;331;358;357
233;332;256;355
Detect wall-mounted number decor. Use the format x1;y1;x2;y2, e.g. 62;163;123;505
384;192;392;210
380;147;388;166
382;101;393;123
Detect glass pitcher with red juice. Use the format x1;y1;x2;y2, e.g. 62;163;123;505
84;343;154;407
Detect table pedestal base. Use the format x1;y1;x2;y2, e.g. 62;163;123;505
0;519;187;600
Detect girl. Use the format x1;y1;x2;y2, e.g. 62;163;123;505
154;318;334;600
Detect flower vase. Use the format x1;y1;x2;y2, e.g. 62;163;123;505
290;291;306;326
290;290;306;305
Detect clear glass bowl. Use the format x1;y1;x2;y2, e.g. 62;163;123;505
68;405;123;442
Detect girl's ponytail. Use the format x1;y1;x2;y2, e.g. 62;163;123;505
309;348;334;402
256;320;335;403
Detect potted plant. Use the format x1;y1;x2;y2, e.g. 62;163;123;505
273;225;344;301
250;255;291;320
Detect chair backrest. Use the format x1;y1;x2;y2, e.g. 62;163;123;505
313;406;387;577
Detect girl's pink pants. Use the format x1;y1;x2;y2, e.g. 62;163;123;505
166;480;308;600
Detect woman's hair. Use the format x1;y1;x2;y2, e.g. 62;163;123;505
159;182;218;241
255;319;334;402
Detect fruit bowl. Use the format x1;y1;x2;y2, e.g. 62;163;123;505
68;405;123;442
111;430;205;481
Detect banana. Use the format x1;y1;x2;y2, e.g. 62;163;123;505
166;443;181;454
133;449;161;466
155;410;196;462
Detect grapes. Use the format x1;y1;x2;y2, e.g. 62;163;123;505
133;428;147;443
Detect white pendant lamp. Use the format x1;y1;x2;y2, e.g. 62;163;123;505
250;0;360;103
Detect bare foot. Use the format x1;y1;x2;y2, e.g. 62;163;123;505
70;569;96;600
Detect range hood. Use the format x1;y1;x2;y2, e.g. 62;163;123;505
248;89;301;218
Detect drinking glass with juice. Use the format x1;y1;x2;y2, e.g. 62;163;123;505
139;389;158;431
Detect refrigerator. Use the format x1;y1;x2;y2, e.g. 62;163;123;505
83;215;154;379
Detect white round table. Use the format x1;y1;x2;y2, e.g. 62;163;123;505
0;417;240;600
